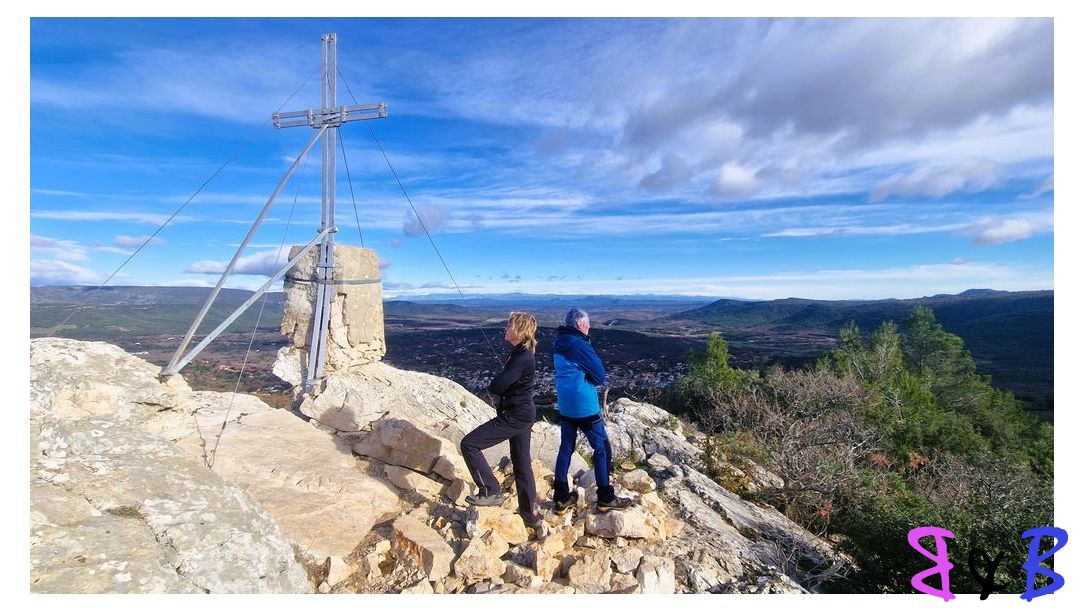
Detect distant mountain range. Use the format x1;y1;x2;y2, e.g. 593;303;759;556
670;289;1052;335
30;285;280;307
402;292;725;313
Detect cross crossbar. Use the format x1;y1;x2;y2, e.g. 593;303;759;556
273;103;387;129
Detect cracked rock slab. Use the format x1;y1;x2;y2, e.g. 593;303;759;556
30;417;309;593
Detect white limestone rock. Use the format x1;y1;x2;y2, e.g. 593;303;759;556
636;555;676;594
391;516;455;582
279;244;386;376
453;530;509;583
30;417;308;593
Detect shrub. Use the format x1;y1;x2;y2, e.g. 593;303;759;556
670;309;1054;593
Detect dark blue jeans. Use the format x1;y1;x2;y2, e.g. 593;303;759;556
553;414;616;503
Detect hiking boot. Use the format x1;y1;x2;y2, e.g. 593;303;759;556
553;490;579;515
466;493;506;507
596;495;634;512
523;515;546;538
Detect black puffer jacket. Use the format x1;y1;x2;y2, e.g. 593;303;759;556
488;343;536;417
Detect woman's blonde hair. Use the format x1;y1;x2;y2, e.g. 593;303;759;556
507;311;538;352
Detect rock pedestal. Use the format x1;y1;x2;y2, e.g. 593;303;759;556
277;244;384;386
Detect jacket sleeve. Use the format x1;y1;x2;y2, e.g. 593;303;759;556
570;342;606;386
488;351;524;396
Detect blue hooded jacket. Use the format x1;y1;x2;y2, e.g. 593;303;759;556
552;326;606;418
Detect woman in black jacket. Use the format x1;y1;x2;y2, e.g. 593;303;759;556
459;311;542;529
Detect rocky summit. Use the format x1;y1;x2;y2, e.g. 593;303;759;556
29;337;845;594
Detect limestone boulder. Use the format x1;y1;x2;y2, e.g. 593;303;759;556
609;571;640;593
384;465;444;498
30;338;191;425
610;548;645;574
401;579;435;594
585;506;668;540
443;478;472;506
281;357;492;437
566;550;612;594
604;398;701;466
391;517;455;582
31;339;405;563
433;453;472;482
453;530;509;582
170;399;403;561
353;417;457;473
466;506;529;546
30;417;308;593
503;562;542;588
657;467;833;593
326;556;354;587
636;556;676;594
622;469;656;493
646;453;681;478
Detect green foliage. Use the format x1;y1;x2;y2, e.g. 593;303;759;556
830;459;1053;594
671;332;757;426
671;308;1054;593
687;331;749;390
826;308;1051;475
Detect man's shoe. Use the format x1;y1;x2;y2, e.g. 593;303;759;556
466;493;506;507
596;495;634;512
553;491;579;515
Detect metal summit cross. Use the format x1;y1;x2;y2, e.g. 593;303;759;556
160;33;388;389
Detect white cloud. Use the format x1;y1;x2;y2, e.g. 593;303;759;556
639;154;694;193
30;260;100;286
1021;174;1054;199
114;234;165;248
870;160;1002;202
30;234;88;262
403;205;448;237
31;40;314;123
713;163;760;198
185;246;294;276
764;221;968;238
30;188;88;197
610;19;1053;199
963;212;1054;245
32;210;193;225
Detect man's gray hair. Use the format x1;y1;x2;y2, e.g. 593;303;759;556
565;308;589;329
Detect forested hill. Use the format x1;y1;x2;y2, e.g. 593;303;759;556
671;289;1053;415
670;289;1051;334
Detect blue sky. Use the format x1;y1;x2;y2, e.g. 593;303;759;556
29;17;1054;300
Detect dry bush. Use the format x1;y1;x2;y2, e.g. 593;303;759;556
702;367;881;529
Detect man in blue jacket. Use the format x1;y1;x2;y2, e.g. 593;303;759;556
552;308;633;513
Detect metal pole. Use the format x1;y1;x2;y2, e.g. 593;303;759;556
167;228;332;375
161;126;327;377
305;33;340;387
328;34;337;234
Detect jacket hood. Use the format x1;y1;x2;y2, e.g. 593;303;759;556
554;325;589;354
